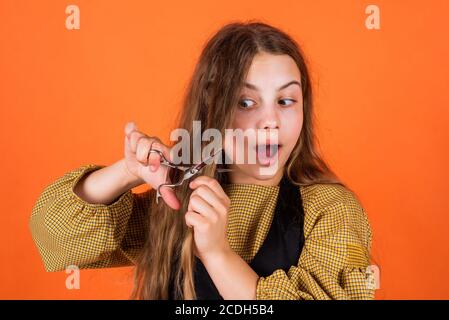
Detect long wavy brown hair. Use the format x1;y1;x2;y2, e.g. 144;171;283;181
131;20;348;300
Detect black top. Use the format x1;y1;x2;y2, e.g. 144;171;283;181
169;174;305;300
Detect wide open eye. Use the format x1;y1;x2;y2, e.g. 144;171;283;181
278;99;297;107
238;99;256;109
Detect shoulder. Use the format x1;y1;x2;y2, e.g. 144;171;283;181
299;183;372;246
300;183;357;210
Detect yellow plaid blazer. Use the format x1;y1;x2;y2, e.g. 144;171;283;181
29;164;375;300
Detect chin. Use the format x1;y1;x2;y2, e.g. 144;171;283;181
254;162;284;179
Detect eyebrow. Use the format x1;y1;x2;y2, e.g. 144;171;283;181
244;80;301;92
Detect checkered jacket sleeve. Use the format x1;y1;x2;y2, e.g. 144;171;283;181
256;184;375;300
29;164;152;272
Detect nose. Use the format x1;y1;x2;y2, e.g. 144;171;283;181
257;105;280;142
258;104;279;130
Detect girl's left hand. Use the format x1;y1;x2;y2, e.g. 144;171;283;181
185;176;231;260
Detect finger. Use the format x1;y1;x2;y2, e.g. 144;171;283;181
147;139;162;171
159;185;181;210
129;130;147;154
135;137;152;166
148;140;173;171
189;176;229;204
188;194;217;221
124;121;138;137
152;140;173;162
124;134;132;155
184;210;207;230
158;173;181;210
190;185;228;215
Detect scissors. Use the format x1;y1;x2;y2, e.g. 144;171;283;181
147;148;232;204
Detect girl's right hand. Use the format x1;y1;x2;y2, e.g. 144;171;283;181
123;121;181;210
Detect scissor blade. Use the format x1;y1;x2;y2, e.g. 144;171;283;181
169;164;192;171
193;149;223;170
216;168;233;172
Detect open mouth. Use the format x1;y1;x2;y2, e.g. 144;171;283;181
254;144;282;165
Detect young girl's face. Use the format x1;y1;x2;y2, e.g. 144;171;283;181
224;52;304;185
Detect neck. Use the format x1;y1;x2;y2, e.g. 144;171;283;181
227;166;284;186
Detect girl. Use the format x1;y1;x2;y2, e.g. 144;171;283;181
30;21;374;300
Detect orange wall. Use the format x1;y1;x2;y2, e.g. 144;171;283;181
1;0;448;299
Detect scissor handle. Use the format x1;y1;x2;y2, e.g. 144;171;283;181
148;149;191;171
154;148;227;205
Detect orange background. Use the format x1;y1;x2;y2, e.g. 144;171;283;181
1;0;448;299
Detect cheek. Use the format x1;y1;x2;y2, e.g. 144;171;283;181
231;112;251;130
228;113;253;149
282;108;303;139
223;118;240;163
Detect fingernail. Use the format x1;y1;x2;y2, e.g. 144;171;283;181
149;165;156;171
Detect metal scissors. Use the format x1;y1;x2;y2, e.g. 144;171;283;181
148;148;232;204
